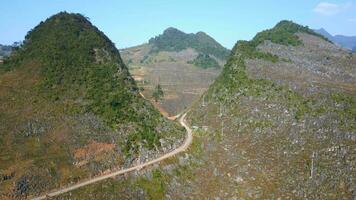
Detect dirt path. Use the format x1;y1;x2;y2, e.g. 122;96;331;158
31;113;192;200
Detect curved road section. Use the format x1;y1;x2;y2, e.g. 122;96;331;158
32;113;192;200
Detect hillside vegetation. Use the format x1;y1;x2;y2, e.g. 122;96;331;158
187;53;220;69
237;20;331;62
0;12;184;199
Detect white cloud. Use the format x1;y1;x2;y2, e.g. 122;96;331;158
313;2;352;16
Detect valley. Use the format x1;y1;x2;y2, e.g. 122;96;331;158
51;20;355;200
58;21;356;199
0;3;355;200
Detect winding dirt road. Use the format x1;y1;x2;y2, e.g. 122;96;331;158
31;113;192;200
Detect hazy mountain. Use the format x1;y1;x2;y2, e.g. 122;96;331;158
0;12;184;198
120;28;229;116
315;28;356;51
314;28;333;39
333;35;356;51
0;44;13;59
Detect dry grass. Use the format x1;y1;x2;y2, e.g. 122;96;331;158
73;142;116;167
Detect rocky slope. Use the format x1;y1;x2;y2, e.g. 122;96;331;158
120;28;229;116
0;12;184;199
186;20;355;199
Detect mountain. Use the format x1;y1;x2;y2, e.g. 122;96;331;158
314;28;333;40
149;27;230;60
185;20;355;199
0;12;184;199
54;20;355;199
120;28;230;116
315;28;356;51
333;35;356;51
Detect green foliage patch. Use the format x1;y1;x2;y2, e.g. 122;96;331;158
152;84;164;102
188;53;220;69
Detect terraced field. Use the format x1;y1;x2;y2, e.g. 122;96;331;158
121;45;222;116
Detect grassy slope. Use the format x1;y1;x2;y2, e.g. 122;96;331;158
0;12;184;198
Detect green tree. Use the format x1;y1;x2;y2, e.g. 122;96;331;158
152;84;164;102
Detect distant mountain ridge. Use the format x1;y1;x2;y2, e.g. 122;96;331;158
0;44;13;59
314;28;356;51
149;27;230;60
120;27;228;116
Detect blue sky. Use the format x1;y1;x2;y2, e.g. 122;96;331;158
1;0;355;49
